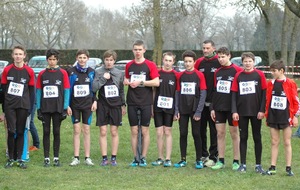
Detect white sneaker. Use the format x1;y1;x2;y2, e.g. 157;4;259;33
204;159;215;167
85;157;94;166
69;157;80;166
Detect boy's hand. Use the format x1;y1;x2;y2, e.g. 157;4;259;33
173;113;180;121
210;110;216;122
91;101;97;112
292;116;298;127
232;113;239;121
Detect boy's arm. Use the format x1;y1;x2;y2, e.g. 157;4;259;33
92;69;107;93
194;89;207;118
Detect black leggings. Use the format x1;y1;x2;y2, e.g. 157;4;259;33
179;114;202;161
239;116;262;165
6;108;28;160
42;112;62;158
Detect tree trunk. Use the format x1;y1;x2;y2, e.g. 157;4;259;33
288;14;300;77
152;0;163;67
281;5;290;64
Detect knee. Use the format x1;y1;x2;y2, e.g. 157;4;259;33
100;128;107;137
111;128;118;138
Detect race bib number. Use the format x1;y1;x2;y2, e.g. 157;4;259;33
8;82;24;97
130;74;146;86
74;85;90;97
239;81;255;95
157;96;173;109
181;82;196;95
104;85;119;98
43;85;58;98
270;95;287;110
216;80;231;94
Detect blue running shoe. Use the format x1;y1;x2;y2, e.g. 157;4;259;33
139;157;147;167
195;161;204;169
129;158;139;167
174;160;187;168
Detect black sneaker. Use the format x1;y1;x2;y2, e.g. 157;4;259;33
44;159;50;167
17;160;27;169
4;159;14;168
53;159;61;167
286;170;294;176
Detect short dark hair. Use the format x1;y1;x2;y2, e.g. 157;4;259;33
182;50;196;61
12;45;26;54
203;40;215;47
103;50;117;60
270;60;285;72
76;49;89;57
163;51;176;60
217;47;230;55
46;48;60;60
133;40;146;48
241;52;255;62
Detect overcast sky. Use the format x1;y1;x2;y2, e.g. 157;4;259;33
83;0;138;10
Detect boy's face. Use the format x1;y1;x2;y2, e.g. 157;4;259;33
242;57;254;72
218;53;231;66
271;68;284;79
76;54;89;67
162;55;174;70
12;48;26;64
132;45;146;60
104;55;115;69
202;43;215;57
184;56;195;71
47;55;58;68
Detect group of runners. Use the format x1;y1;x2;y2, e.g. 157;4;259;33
0;39;299;177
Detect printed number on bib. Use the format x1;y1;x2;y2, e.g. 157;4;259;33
104;85;119;98
270;95;287;110
181;82;196;95
157;96;173;109
43;85;58;98
130;74;146;87
74;85;90;97
239;81;255;95
8;82;24;97
216;80;231;94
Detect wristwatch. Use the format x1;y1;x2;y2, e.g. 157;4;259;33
140;81;144;86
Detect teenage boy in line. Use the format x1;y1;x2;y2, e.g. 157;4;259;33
1;45;35;169
68;49;97;166
173;50;207;169
151;52;177;167
264;60;299;176
194;40;220;167
210;47;242;170
92;50;126;166
36;49;70;167
123;40;160;167
231;52;267;174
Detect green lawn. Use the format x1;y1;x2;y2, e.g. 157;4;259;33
0;83;300;189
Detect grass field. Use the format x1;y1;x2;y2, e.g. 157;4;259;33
0;86;300;190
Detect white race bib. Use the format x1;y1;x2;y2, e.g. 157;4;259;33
130;74;146;87
104;85;119;98
43;85;59;98
8;82;24;97
181;82;196;95
74;85;90;97
239;81;255;95
216;80;231;94
270;95;287;110
157;96;173;109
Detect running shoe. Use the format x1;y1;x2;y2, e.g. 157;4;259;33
163;160;172;167
101;158;108;166
129;158;139;167
44;158;50;167
232;162;240;171
237;165;247;172
17;160;27;169
85;158;94;166
29;146;39;151
211;161;224;170
265;168;277;175
111;157;117;166
69;157;80;166
255;165;265;174
4;159;14;168
286;170;294;177
53;158;61;167
151;158;164;166
204;159;215;167
174;160;187;168
139;157;147;167
195;161;204;169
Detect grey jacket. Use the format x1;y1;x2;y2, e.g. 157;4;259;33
92;66;125;105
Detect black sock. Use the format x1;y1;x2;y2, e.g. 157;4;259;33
286;166;291;171
270;165;276;170
102;155;108;160
74;156;79;160
85;157;89;160
233;159;239;164
111;155;116;160
219;158;225;164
